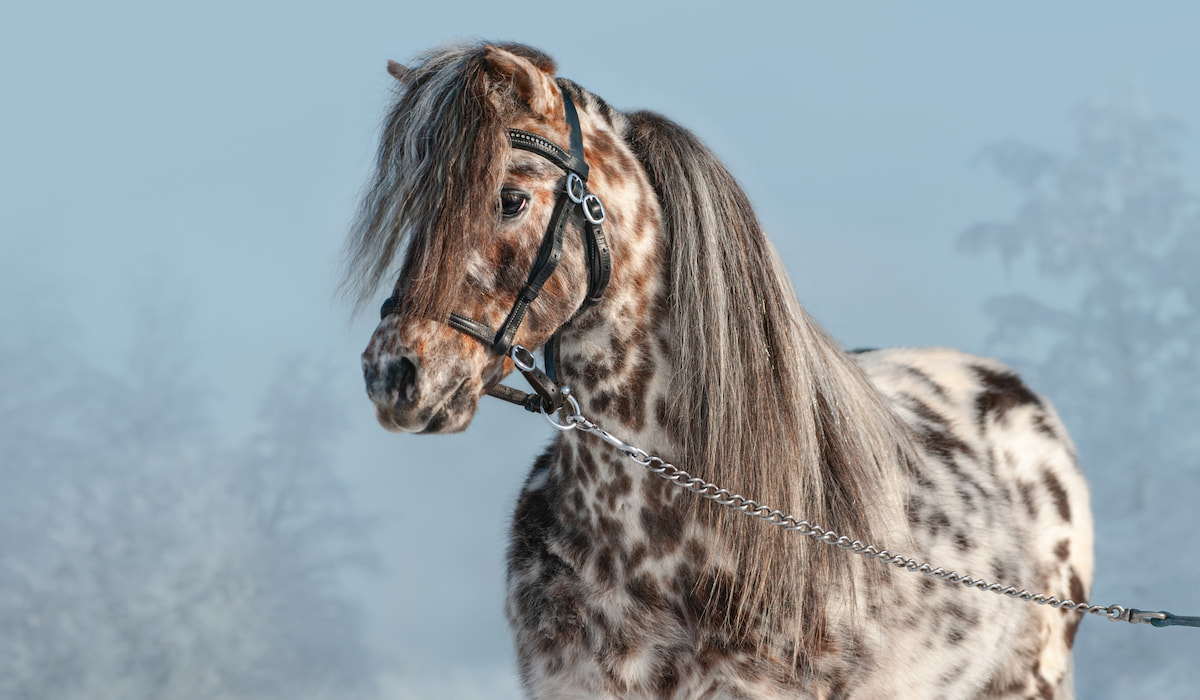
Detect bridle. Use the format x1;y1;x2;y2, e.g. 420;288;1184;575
379;89;611;414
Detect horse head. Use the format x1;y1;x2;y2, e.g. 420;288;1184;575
348;44;647;433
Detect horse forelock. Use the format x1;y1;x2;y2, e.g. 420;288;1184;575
342;43;516;321
625;111;917;663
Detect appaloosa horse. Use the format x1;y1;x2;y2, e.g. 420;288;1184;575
345;42;1094;699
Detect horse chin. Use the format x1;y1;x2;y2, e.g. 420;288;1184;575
415;393;477;434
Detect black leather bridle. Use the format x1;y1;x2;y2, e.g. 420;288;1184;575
379;90;612;413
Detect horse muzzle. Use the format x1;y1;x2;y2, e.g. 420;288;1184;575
362;348;479;434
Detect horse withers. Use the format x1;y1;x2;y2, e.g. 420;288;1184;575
344;42;1093;699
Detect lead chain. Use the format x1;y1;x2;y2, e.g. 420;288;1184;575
538;383;1175;627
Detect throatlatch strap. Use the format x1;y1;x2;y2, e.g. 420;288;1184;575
582;220;611;307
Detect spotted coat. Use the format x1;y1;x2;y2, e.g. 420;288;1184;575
352;43;1094;700
507;346;1092;699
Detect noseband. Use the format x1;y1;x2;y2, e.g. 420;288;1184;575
379;89;612;413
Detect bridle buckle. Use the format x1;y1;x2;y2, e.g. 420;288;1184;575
582;193;605;224
566;172;586;203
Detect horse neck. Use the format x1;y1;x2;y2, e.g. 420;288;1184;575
555;244;673;454
546;194;683;535
544;324;691;583
550;94;676;460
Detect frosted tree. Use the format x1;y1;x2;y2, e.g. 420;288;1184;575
960;90;1200;515
960;89;1200;698
0;283;377;699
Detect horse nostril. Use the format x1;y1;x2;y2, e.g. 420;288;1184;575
384;356;419;403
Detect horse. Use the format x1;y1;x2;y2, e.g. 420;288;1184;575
344;42;1094;699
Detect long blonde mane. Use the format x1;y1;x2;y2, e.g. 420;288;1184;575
626;111;919;660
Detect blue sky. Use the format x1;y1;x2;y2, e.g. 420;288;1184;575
4;2;1200;696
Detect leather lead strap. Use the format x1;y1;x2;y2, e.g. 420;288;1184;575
1152;612;1200;628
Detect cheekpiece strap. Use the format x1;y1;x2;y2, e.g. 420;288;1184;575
560;89;588;175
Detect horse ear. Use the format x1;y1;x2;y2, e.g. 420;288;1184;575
387;60;413;85
480;45;557;116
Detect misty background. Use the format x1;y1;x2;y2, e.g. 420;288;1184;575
3;2;1199;698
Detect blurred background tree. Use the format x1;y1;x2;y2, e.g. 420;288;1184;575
961;88;1200;699
0;284;378;700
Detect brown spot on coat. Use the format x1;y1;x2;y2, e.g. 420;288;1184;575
1018;480;1038;519
918;425;977;463
906;395;949;430
1042;469;1071;522
973;365;1041;424
655;396;669;429
1031;411;1058;439
640;505;683;557
927;510;951;538
982;670;1027;696
905;499;922;526
905;366;950;400
1064;612;1082;650
1068;568;1086;604
594;547;616;585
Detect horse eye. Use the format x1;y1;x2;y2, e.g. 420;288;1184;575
500;190;528;219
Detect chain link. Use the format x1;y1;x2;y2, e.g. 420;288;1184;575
542;393;1164;626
